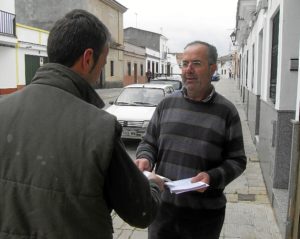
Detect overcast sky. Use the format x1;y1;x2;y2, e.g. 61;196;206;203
117;0;238;56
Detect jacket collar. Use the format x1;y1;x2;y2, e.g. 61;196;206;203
31;63;105;109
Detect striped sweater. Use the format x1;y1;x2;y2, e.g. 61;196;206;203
136;88;247;209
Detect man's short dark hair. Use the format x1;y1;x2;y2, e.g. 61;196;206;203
184;41;218;65
47;9;111;67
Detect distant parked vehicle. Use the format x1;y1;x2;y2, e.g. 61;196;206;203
106;83;174;140
211;71;220;81
150;75;183;92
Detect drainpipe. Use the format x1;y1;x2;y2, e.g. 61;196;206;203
286;118;300;239
15;41;19;87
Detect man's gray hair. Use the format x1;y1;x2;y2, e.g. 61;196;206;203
184;41;218;65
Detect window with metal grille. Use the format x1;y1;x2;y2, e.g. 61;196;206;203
0;10;16;36
270;11;280;104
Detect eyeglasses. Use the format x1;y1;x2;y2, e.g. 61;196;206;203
180;60;203;68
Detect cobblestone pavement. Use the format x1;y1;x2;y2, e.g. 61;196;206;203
104;78;283;239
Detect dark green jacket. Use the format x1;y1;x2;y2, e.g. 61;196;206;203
0;63;160;239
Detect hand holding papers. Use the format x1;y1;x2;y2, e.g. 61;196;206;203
165;178;209;194
143;171;209;194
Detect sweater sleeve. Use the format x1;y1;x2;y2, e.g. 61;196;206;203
104;136;161;228
136;106;160;168
206;112;247;189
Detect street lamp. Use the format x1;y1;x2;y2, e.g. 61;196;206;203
229;31;238;80
230;31;236;45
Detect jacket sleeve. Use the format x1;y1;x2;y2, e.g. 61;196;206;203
104;135;161;228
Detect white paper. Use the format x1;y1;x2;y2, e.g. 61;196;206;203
165;178;209;194
143;171;209;194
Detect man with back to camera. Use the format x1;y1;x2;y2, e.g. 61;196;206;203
135;41;247;239
0;9;164;239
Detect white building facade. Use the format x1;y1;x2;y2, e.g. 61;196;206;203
0;0;48;95
146;47;161;77
124;27;179;77
0;0;17;94
232;0;300;238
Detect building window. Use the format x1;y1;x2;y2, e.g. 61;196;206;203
110;60;114;76
156;62;159;73
147;60;151;71
251;44;255;89
270;11;280;104
127;62;131;76
134;63;137;83
152;62;155;75
246;50;249;87
140;64;144;76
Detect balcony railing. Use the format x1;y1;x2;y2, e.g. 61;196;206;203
0;10;16;36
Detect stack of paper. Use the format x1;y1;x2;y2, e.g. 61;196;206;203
143;171;209;194
165;178;209;194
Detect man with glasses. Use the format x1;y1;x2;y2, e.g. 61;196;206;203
135;41;247;239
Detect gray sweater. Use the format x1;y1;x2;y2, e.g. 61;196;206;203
137;88;247;209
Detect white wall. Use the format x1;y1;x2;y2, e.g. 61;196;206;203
296;40;300;121
0;24;48;89
0;0;15;13
0;46;17;88
276;0;300;110
247;8;267;97
145;47;160;73
253;0;299;110
17;24;48;46
238;0;300;114
0;0;17;89
254;8;267;97
167;53;180;74
260;0;281;102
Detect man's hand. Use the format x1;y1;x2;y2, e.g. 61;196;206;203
191;172;210;193
134;158;152;171
146;172;165;191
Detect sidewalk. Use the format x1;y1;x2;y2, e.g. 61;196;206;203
111;78;283;239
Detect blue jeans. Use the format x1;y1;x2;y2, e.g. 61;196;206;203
149;202;225;239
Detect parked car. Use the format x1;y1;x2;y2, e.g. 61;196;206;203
211;71;220;81
150;75;183;92
106;84;175;140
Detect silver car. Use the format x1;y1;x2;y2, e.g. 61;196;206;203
106;83;174;140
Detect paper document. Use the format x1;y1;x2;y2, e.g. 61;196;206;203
143;171;209;194
165;178;209;194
